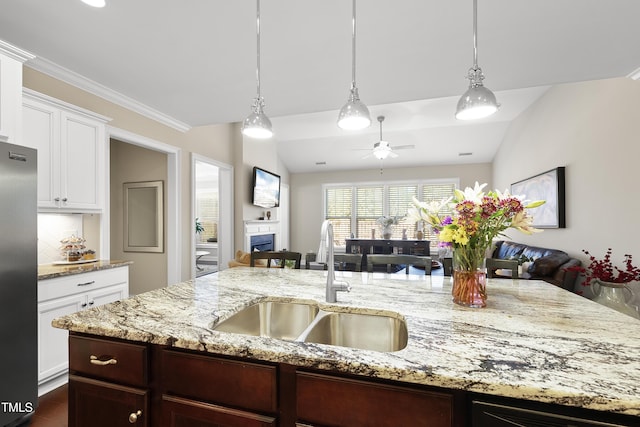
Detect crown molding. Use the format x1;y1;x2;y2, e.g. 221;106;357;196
628;66;640;81
25;56;191;133
0;40;35;62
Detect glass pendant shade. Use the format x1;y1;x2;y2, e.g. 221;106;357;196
455;82;499;120
338;87;371;130
455;0;498;120
242;0;273;139
337;0;370;131
242;98;273;139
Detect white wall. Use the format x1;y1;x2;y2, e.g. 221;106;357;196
289;163;492;255
493;77;640;270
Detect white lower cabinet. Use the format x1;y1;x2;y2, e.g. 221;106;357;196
37;267;129;396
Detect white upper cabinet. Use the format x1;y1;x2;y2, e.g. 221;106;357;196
0;40;34;143
22;89;110;212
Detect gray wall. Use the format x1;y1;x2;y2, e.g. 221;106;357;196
110;139;168;295
493;77;640;273
289;163;492;255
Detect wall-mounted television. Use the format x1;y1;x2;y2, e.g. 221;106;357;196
252;166;281;208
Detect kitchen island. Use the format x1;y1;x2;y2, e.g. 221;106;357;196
53;267;640;426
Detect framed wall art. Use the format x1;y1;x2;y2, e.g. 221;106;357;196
511;167;566;228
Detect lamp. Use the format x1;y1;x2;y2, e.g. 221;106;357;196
337;0;371;130
455;0;499;120
242;0;273;139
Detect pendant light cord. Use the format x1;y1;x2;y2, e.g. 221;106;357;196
351;0;357;90
256;0;262;100
472;0;478;69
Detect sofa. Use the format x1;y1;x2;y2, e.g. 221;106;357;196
488;240;581;291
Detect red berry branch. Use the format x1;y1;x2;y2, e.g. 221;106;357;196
569;248;640;286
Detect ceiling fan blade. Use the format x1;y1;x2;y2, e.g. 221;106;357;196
390;144;415;151
388;151;399;158
362;152;374;159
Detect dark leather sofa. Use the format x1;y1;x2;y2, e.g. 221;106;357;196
489;240;581;291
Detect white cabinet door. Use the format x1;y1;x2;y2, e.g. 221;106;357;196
37;293;85;384
22;97;60;208
60;111;104;210
23;90;108;212
86;283;128;309
37;268;129;395
0;50;27;143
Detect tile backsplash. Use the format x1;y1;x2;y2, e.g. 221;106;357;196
38;213;101;264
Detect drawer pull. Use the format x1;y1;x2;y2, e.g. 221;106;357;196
128;410;142;423
77;280;96;287
90;355;117;366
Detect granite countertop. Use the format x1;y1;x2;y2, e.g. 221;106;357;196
52;267;640;416
38;260;133;280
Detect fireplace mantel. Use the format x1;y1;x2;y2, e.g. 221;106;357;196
244;220;280;252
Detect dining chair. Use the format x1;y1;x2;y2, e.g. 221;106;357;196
366;254;432;275
333;253;364;272
486;258;519;278
250;251;302;269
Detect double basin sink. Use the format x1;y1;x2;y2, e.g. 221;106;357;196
213;300;408;352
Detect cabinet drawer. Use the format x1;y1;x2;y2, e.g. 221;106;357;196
69;335;148;388
38;267;129;302
161;395;276;427
297;371;453;427
162;350;277;414
69;375;148;427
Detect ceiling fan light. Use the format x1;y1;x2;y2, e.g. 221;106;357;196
241;98;273;139
373;141;391;160
455;84;499;120
337;87;371;130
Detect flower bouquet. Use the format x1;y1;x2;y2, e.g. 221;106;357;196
408;182;544;307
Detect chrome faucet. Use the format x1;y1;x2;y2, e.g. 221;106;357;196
317;220;351;303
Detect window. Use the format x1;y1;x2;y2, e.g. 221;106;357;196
323;180;458;252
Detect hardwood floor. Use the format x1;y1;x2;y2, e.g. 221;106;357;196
30;385;68;427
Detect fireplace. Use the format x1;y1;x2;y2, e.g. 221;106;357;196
250;234;275;252
244;220;280;253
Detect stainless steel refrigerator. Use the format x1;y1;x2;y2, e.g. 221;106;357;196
0;141;37;426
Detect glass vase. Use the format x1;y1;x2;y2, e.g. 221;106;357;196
592;279;639;319
452;247;487;308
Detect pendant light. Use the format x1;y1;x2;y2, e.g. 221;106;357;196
241;0;273;139
81;0;105;7
337;0;371;130
455;0;499;120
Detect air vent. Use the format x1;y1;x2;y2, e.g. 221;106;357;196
458;152;473;156
315;161;327;166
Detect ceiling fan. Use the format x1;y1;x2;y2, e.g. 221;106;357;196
362;116;415;160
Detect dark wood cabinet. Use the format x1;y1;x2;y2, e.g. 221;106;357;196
161;395;276;427
67;333;640;427
471;399;636;427
68;375;148;427
297;371;458;427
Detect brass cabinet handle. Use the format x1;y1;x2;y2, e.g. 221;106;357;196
128;410;142;423
89;355;117;366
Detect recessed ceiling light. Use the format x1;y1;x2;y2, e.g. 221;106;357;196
81;0;106;8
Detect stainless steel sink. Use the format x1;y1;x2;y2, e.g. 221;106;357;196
302;312;408;352
213;301;319;340
213;300;408;352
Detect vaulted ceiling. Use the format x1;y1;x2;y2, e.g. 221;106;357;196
2;0;638;172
